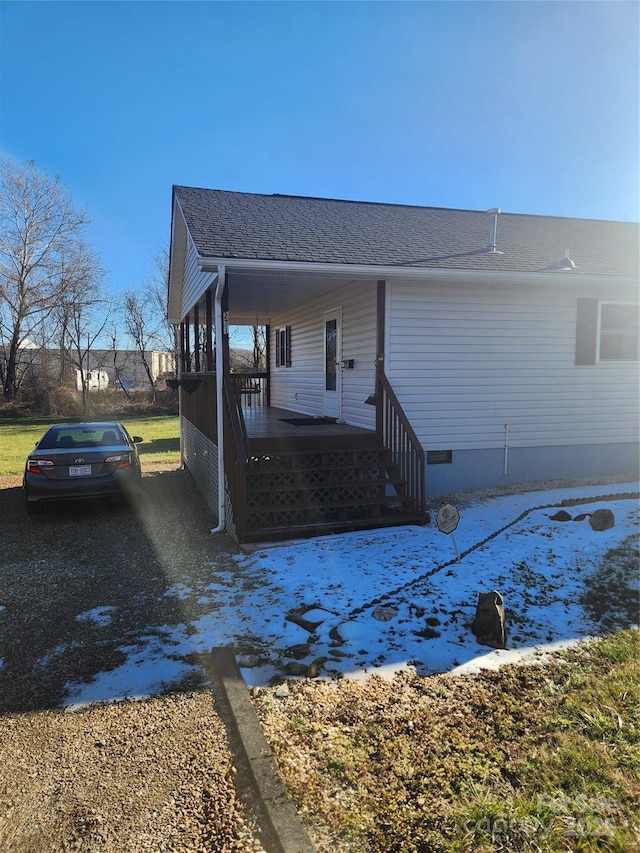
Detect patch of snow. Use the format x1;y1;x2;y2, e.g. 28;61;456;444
60;482;639;705
75;606;118;627
163;583;194;600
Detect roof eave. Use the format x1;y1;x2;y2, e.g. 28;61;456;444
196;255;635;287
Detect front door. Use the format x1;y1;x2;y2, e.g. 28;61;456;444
323;308;341;418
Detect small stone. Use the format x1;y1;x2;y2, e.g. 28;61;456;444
549;510;572;521
283;643;310;660
284;661;308;676
329;625;344;643
285;609;324;633
237;654;260;668
307;656;327;678
274;684;290;698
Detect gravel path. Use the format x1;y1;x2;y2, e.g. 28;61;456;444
0;467;268;852
1;692;265;852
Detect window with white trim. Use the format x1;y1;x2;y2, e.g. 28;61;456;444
599;302;639;361
575;299;639;364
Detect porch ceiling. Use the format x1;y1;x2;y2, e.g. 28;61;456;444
225;267;364;325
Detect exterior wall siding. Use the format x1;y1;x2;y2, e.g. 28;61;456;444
181;237;215;319
386;278;639;492
269;280;377;430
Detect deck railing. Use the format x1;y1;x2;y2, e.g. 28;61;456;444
231;371;268;407
179;373;217;442
376;369;426;518
182;367;425;539
222;372;250;536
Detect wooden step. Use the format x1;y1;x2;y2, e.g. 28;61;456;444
246;451;389;474
240;513;427;544
240;439;421;543
245;476;407;495
248;492;415;513
245;496;419;534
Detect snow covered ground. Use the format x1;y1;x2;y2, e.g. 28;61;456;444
63;482;639;707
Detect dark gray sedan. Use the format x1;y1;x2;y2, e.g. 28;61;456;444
23;422;143;515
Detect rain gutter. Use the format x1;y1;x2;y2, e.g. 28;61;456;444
196;256;631;288
210;265;226;535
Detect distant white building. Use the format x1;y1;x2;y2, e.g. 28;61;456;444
20;347;176;391
76;368;109;391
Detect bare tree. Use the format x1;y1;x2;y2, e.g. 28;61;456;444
56;241;110;413
0;158;88;398
108;325;133;399
229;324;267;371
122;291;160;400
147;245;178;361
120;245;177;398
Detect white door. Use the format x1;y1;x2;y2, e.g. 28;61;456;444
323;308;342;418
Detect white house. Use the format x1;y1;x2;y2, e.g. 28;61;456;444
167;187;639;543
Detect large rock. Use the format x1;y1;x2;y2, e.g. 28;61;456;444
372;605;398;622
589;508;615;531
471;590;506;649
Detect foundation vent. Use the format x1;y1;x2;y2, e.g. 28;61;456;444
427;450;453;465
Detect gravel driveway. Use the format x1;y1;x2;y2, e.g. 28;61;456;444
0;468;268;852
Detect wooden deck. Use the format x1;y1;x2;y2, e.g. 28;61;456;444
242;406;378;453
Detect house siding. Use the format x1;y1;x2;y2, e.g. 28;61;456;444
181;236;215;319
387;278;639;492
269;280;377;430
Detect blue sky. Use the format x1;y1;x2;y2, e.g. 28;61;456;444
1;1;638;293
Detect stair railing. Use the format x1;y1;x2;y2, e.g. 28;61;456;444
222;372;250;536
376;369;426;518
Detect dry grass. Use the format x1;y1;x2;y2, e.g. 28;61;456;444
253;626;640;852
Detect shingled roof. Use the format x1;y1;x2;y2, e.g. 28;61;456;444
173;186;639;278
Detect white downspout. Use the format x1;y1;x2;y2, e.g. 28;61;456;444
503;424;510;477
210;265;227;534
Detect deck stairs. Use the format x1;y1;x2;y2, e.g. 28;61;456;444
241;442;426;543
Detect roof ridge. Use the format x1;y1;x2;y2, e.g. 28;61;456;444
173;185;639;225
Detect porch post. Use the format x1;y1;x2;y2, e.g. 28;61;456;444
205;287;214;372
221;277;231;374
193;303;201;372
265;323;271;406
375;280;386;434
179;321;186;375
184;315;192;373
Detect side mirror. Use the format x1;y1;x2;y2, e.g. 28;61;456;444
132;436;143;443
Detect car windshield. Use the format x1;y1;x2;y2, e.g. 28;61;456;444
38;426;124;450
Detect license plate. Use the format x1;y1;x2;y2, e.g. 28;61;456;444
69;465;92;477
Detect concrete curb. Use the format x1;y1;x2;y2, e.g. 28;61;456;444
210;646;317;853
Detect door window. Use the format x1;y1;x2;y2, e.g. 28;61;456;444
325;318;337;391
